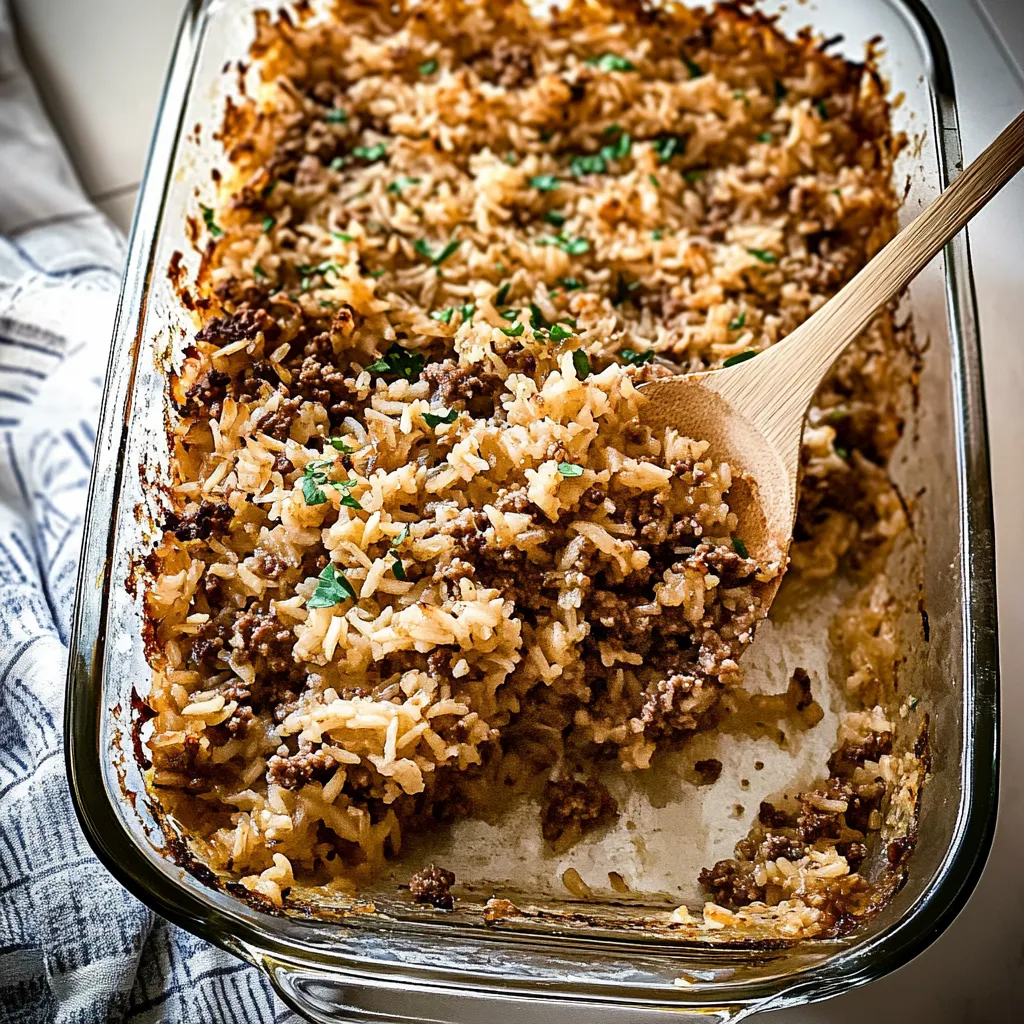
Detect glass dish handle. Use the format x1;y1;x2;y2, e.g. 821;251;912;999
264;956;748;1024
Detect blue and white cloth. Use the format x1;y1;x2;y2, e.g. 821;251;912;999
0;6;299;1021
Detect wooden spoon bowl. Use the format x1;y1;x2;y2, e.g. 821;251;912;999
639;109;1024;621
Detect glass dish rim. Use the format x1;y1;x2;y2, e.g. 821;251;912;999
64;0;999;1013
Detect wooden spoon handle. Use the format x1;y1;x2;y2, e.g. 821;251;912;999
714;110;1024;454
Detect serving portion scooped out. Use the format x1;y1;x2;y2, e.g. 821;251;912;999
140;0;932;936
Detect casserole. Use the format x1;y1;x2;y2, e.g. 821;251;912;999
65;0;998;1020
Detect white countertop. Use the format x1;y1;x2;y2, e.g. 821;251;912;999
10;0;1023;1019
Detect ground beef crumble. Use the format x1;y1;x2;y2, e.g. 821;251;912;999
408;864;456;909
541;776;618;843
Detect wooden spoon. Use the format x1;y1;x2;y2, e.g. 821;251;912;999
639;109;1024;614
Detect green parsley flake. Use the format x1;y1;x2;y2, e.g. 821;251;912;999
550;323;573;342
572;349;591;378
430;307;454;324
648;173;660;189
529;173;560;191
539;234;590;255
261;215;275;233
302;461;331;506
652;230;663;241
586;53;635;72
325;108;347;123
556;461;584;477
307;563;356;609
459;303;475;320
352;143;387;162
747;248;777;264
331;230;354;242
909;696;919;711
544;210;567;227
815;99;829;120
558;277;584;291
423;408;458;429
612;274;640;306
329;437;353;453
529;303;549;330
495;282;511;306
419;58;438;75
500;321;525;337
620;348;653;366
684;169;705;182
253;265;267;279
723;349;757;367
835;445;850;460
728;310;747;331
387;176;421;194
758;132;773;142
571;153;606;176
201;206;223;238
329;156;345;171
775;79;788;101
599;129;632;163
392;525;411;548
653;135;680;163
366;344;425;380
414;238;461;266
733;538;750;559
682;54;703;78
390;553;408;581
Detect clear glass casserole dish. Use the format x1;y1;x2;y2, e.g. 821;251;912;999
65;0;999;1020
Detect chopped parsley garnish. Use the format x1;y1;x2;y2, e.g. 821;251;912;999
835;445;850;460
682;54;703;79
253;264;267;279
495;282;511;306
325;108;347;123
747;248;777;264
723;349;757;367
558;276;584;291
572;349;590;378
329;156;345;172
529;173;560;191
307;563;356;609
390;553;408;581
430;307;454;324
352;143;387;162
599;129;632;163
539;234;590;255
775;79;788;101
652;229;663;241
414;238;461;266
329;437;353;453
540;129;554;142
653;135;681;163
418;58;438;75
302;461;332;506
503;152;518;165
757;131;773;142
544;210;567;227
459;303;475;319
262;180;278;198
586;52;635;72
815;99;829;120
366;343;425;380
261;215;275;233
529;303;549;330
201;206;223;238
733;89;748;103
423;408;458;429
728;311;747;331
387;175;421;194
909;696;919;711
648;173;660;189
369;268;386;279
684;169;705;182
733;538;750;559
499;321;525;337
331;230;355;242
571;153;606;176
556;461;584;477
320;300;335;309
550;323;573;342
392;525;411;548
620;348;653;366
611;273;640;306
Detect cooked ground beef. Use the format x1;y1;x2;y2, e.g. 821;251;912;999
408;864;456;909
541;776;618;843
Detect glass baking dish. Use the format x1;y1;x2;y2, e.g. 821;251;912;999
65;0;999;1019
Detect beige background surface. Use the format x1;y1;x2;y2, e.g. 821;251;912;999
9;0;1022;1019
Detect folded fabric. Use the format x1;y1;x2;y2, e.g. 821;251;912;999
0;4;297;1020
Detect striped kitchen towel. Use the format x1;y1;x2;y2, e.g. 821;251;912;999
0;4;299;1021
